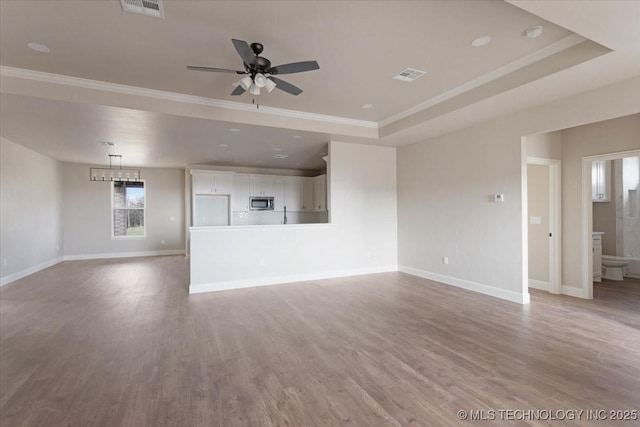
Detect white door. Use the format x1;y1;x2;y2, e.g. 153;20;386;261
526;158;561;295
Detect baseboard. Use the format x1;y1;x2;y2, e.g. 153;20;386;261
63;249;185;261
0;257;63;287
560;285;585;298
398;265;530;304
528;279;551;292
189;265;399;294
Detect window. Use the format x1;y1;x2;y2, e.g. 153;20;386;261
112;181;145;237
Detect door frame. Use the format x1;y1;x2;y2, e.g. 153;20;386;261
581;149;640;299
526;157;562;294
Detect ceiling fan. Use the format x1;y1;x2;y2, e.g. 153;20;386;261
187;39;319;97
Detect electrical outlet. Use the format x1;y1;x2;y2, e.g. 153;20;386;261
161;240;165;245
443;256;449;265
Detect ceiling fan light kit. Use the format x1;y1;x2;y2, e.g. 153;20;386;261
187;38;320;101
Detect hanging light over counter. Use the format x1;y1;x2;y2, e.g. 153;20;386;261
90;154;141;182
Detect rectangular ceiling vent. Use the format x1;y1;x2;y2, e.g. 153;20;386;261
392;68;426;83
120;0;164;19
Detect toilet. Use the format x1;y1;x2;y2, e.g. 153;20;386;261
602;257;629;281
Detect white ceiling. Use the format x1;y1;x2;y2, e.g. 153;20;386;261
1;0;639;170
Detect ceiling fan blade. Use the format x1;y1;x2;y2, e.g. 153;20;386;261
187;66;245;74
268;60;319;75
187;65;247;74
232;39;257;66
231;85;246;96
270;77;303;96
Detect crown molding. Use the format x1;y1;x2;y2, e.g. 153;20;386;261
379;33;587;127
0;66;378;130
0;33;588;134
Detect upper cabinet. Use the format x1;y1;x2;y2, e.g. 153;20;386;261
249;174;284;201
193;171;233;195
592;160;611;202
284;177;304;211
313;174;327;211
284;177;315;211
232;174;250;212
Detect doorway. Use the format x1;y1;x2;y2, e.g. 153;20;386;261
527;157;561;294
581;149;640;299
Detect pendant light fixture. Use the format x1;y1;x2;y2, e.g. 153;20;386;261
90;154;141;182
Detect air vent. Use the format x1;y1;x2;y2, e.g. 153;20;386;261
392;68;426;83
120;0;164;19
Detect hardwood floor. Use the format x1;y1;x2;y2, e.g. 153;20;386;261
1;257;639;426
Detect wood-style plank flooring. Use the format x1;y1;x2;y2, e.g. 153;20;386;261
1;256;639;426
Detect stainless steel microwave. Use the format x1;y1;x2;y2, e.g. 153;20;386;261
249;196;274;211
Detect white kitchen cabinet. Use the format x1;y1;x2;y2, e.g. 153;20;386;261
313;174;327;211
284;177;315;211
232;174;250;212
593;233;603;282
284;177;304;211
302;179;314;211
592;160;611;202
249;175;284;207
193;172;233;195
249;174;274;196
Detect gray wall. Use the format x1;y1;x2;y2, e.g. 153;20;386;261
62;163;185;257
398;121;523;294
561;114;640;287
1;138;63;282
398;76;639;301
526;131;562;160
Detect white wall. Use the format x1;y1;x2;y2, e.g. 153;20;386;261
397;76;640;303
62;163;185;258
189;141;398;292
1;138;63;285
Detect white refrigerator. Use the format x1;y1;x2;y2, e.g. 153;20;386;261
194;195;230;226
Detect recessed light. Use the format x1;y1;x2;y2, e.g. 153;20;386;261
219;144;229;147
525;25;544;39
296;163;301;166
27;42;50;53
273;148;282;152
362;104;374;109
471;36;491;47
273;154;288;159
293;135;302;139
229;128;240;132
255;160;263;163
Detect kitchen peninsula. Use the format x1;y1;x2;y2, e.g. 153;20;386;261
187;142;398;296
